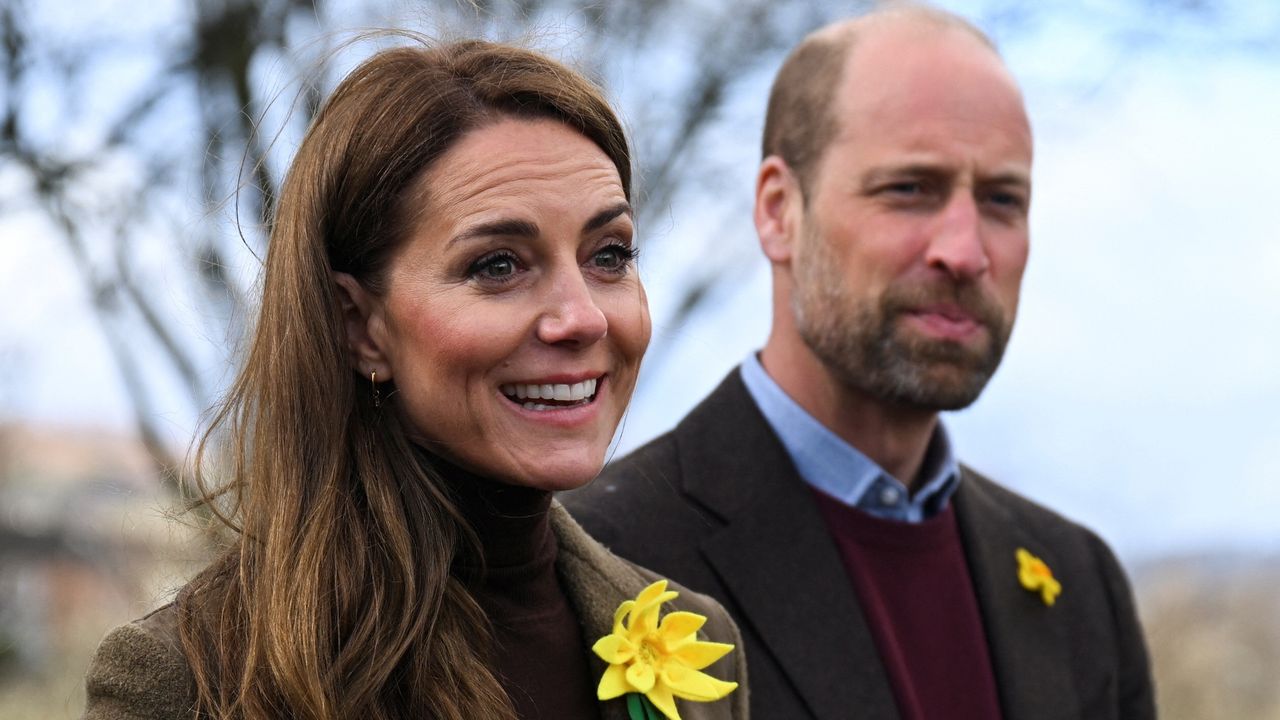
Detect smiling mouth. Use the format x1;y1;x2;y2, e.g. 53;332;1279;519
500;377;600;411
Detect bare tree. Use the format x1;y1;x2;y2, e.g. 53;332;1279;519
1;0;1275;496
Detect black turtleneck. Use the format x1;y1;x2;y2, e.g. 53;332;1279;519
442;461;602;720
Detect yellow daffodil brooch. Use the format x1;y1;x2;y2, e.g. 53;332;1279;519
593;580;738;720
1016;547;1062;606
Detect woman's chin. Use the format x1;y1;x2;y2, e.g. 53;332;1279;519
512;466;602;493
489;455;605;493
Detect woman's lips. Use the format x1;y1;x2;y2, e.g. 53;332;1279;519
499;375;603;411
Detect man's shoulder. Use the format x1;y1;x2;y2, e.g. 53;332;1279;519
959;466;1108;545
957;464;1132;596
562;368;758;518
957;466;1155;717
561;427;707;551
591;428;683;498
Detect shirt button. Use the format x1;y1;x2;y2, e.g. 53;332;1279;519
879;486;901;506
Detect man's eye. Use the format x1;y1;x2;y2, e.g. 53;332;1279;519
886;182;924;196
982;190;1028;215
986;192;1023;208
590;244;637;273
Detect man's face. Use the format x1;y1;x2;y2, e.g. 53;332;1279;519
789;25;1033;411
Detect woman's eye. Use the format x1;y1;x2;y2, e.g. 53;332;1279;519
590;244;636;273
469;252;521;281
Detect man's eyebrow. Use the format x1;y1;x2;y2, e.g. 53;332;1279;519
861;164;950;186
450;218;539;246
583;202;632;233
861;164;1031;188
978;171;1032;188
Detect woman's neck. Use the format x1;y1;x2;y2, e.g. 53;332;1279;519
432;456;554;572
426;453;600;719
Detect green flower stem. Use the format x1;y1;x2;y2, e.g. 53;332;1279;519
626;693;663;720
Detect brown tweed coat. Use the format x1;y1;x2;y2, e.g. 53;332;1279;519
82;503;748;720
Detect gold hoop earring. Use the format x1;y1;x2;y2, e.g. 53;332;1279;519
371;370;381;408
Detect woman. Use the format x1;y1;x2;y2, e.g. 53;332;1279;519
82;40;746;720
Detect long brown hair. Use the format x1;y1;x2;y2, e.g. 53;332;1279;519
179;39;632;720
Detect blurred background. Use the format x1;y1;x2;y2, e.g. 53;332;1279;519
1;0;1278;717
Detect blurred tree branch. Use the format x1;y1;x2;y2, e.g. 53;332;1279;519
1;0;1276;498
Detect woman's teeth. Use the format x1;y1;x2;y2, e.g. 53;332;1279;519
500;378;599;410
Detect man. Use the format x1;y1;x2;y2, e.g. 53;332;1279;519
564;5;1156;720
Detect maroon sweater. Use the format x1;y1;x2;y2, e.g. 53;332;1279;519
810;488;1004;720
449;468;601;720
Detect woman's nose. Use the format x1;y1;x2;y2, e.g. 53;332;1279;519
535;271;608;347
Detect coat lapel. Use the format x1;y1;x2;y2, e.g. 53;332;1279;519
677;373;899;720
954;471;1080;720
552;504;652;720
552;503;744;720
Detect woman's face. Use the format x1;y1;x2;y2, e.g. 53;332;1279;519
341;118;650;491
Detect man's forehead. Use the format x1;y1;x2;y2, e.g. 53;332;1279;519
841;18;1013;95
829;18;1031;145
819;7;997;54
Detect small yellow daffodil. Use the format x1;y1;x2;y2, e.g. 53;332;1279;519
1016;547;1062;606
593;580;738;720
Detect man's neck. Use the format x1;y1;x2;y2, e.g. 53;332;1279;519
760;342;939;489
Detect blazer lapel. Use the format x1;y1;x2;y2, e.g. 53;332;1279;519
552;504;744;720
552;504;651;720
954;471;1080;720
678;372;898;720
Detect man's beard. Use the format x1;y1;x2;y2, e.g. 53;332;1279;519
791;232;1014;411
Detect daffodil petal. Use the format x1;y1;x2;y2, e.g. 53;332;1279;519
646;685;682;720
626;660;656;693
632;593;679;635
594;579;738;716
613;600;636;633
634;590;680;614
657;611;706;641
597;663;632;700
635;580;670;606
671;639;735;670
1041;577;1062;605
593;634;636;664
661;664;740;702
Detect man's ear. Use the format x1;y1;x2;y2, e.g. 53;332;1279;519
332;272;393;381
754;156;804;265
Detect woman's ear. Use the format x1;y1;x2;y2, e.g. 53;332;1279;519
332;272;393;381
754;156;803;265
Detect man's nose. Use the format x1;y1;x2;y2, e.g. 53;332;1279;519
924;193;990;281
536;269;609;347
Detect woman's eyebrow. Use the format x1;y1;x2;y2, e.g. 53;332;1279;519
448;201;631;246
582;202;632;233
450;218;539;246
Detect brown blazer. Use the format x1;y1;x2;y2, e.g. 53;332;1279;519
82;504;749;720
564;370;1156;720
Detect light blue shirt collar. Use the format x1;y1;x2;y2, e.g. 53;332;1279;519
739;353;961;523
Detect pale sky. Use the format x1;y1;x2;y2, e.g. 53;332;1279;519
2;1;1278;562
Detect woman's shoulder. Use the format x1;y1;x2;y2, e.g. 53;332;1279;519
83;604;196;719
